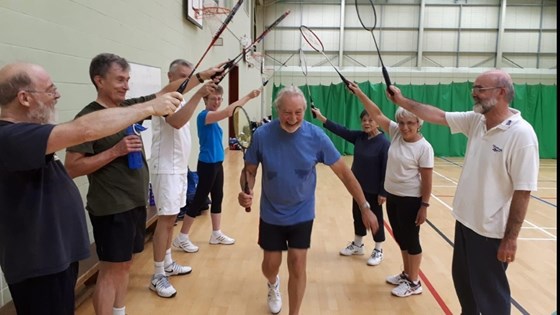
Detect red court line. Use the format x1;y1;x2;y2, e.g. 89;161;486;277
383;220;453;315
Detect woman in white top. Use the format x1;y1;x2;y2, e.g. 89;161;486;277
349;82;434;298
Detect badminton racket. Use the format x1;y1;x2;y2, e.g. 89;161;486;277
355;0;393;95
232;105;254;212
299;48;317;118
299;25;351;89
260;53;295;87
176;0;245;94
216;10;291;84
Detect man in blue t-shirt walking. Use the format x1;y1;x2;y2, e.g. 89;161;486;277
237;85;379;315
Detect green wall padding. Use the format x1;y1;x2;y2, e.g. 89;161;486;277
271;81;557;159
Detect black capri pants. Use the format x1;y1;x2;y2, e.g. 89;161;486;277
386;193;422;255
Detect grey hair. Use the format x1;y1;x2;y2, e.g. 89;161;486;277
0;67;33;106
169;59;193;72
395;107;423;127
483;69;515;103
273;85;307;111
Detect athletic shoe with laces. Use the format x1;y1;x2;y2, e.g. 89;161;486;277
172;236;199;253
391;279;423;297
164;261;192;276
150;274;177;298
367;249;384;266
339;241;364;256
267;276;282;314
209;232;235;245
386;271;407;285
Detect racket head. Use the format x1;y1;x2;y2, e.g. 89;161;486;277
233;106;253;151
355;0;377;32
299;25;324;53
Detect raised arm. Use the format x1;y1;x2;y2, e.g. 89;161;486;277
205;88;261;124
347;82;392;133
387;85;448;126
48;91;182;154
166;83;216;129
157;62;226;96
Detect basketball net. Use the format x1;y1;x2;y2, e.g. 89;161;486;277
195;0;232;40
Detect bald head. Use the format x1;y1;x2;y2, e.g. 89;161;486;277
0;63;50;106
478;69;515;103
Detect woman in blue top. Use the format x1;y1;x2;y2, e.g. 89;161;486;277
173;85;261;251
311;107;390;266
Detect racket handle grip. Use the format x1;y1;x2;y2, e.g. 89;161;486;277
243;181;251;212
382;67;394;96
213;60;234;81
311;103;317;118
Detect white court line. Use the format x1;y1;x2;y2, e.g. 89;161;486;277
432;170;557;241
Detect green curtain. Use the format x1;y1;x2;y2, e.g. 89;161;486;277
272;81;557;158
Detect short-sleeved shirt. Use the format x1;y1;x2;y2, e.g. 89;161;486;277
323;120;390;195
245;120;341;226
446;109;539;238
197;110;224;163
384;121;434;197
66;96;155;216
0;121;89;284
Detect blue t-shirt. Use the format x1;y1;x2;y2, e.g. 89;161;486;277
0;121;90;284
197;110;224;163
245;120;341;226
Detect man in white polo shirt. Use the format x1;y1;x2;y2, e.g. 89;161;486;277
386;69;539;315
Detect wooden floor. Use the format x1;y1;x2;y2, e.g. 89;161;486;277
75;151;557;315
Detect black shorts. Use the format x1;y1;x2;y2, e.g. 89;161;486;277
258;219;313;251
89;206;146;262
9;262;78;315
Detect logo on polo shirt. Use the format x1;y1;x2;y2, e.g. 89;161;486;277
492;145;503;152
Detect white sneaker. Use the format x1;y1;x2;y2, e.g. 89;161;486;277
367;249;383;266
391;279;422;297
164;261;192;276
386;271;407;285
172;236;199;253
150;274;176;298
267;276;282;314
209;232;235;245
339;241;364;256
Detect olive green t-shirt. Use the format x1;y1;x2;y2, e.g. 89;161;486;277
66;95;155;216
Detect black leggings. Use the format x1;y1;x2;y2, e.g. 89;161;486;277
352;192;385;242
386;193;422;255
186;161;224;217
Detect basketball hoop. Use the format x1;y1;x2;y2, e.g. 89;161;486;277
194;6;231;20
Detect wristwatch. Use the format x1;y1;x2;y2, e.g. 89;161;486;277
421;201;430;207
360;201;371;210
195;72;204;83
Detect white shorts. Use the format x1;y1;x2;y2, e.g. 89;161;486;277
151;173;187;216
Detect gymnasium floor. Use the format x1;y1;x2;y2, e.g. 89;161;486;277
75;152;557;315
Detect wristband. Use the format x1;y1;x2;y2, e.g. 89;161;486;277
195;72;204;83
421;201;430;207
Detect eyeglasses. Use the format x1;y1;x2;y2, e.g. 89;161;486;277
471;86;501;94
25;86;59;98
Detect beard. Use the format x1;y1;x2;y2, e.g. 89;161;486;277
27;100;56;124
473;97;497;114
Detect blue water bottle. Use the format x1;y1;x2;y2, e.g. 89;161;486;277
125;123;147;169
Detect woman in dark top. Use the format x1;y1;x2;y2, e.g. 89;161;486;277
311;107;390;266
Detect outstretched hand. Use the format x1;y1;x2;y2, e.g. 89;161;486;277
151;92;182;116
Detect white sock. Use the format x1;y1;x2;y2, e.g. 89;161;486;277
374;242;383;251
113;306;126;315
353;235;363;246
179;232;190;241
212;230;222;236
154;261;165;276
164;248;173;267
